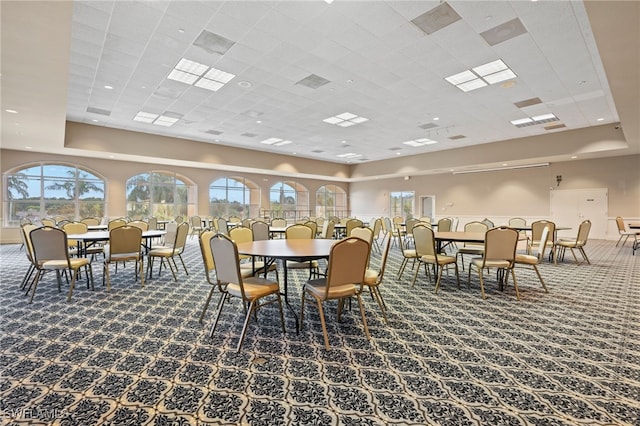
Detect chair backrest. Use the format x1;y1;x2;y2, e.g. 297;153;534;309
251;221;270;241
271;218;287;227
464;221;489;233
147;217;158;230
371;218;382;239
531;220;556;243
162;222;178;247
437;217;452;232
405;218;420;234
41;218;56;227
482;226;518;265
190;216;202;227
322;220;335;239
316;217;325;229
417;220;432;229
216;217;229;235
615;216;627;234
20;224;38;264
351;227;374;265
229;226;253;245
210;233;245;296
108;226;142;259
532;225;550;262
62;222;88;248
228;216;242;224
576;219;592;246
128;220;149;232
382;217;392;233
174;215;184;224
419;216;432;224
286;224;313;239
346;219;364;236
413;224;437;258
172;222;190;252
108;219;127;230
323;237;369;298
376;231;393;283
509;217;527;228
304;221;318;238
481;218;495;228
30;226;70;265
80;217;100;226
199;229;217;284
392;216;404;230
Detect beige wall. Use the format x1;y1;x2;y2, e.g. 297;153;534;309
350;155;640;229
2;148;638;243
0;149;349;243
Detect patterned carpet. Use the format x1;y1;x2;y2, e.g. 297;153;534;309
1;235;639;425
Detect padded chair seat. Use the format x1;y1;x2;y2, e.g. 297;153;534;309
148;247;176;256
43;258;90;269
402;249;416;257
305;279;356;299
286;259;319;268
420;254;457;264
457;247;484;255
514;253;537;265
226;277;280;299
364;268;379;284
471;258;511;269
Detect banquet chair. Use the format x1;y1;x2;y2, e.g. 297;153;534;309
271;218;287;227
198;229;254;323
152;221;177;249
403;217;420;247
189;215;203;238
251;220;270;241
555;219;592;265
514;225;550;294
508;217;529;245
468;226;519;300
146;217;158;230
615;216;639;247
396;228;419;280
41;218;56;227
80;217;100;226
370;218;383;253
285;224;320;277
529;220;556;261
363;231;392;323
103;225;144;291
147;221;189;280
61;221;87;257
412;225;460;293
300;236;371;349
304;221;318;238
228;216;242;224
208;233;285;352
215;217;229;236
315;217;325;236
128;220;149;232
345;218;364;236
19;224;38;290
229;226;279;281
481;218;495;228
384;216;401;248
456;221;489;270
28;226;94;303
108;218;127;230
436;217;454;252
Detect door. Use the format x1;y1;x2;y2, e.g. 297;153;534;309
549;188;608;239
421;196;435;220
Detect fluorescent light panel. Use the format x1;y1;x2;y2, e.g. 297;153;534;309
323;112;369;127
260;137;293;147
167;58;235;92
445;59;516;92
133;111;179;127
403;138;438;147
510;113;558;127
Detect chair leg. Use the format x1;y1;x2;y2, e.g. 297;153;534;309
199;286;216;324
370;286;387;324
139;258;145;287
356;294;371;340
28;270;44;303
236;300;256;352
177;254;189;275
579;247;590;264
316;298;330;350
510;269;520;300
276;294;286;333
299;289;307;331
209;293;228;338
66;269;79;302
532;265;548;292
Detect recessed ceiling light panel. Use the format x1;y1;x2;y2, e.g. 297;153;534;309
323;112;369;127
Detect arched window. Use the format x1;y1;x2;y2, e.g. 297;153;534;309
315;184;348;218
209;176;260;218
3;163;106;226
126;171;195;220
269;181;309;222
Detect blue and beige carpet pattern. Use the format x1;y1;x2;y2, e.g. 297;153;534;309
0;236;639;425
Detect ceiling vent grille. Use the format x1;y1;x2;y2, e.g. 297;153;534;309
296;74;331;89
449;135;466;140
481;18;528;46
205;129;223;135
87;107;111;116
418;122;438;130
193;30;235;55
544;123;566;130
411;2;461;35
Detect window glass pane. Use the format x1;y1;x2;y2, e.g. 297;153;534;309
126;172;195;221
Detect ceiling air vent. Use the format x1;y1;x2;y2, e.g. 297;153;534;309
419;122;438;130
544;123;566;130
449;135;466;140
241;132;258;137
86;107;111;116
411;2;461;35
206;130;223;135
481;18;528;46
296;74;330;89
514;97;542;109
193;30;235;55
